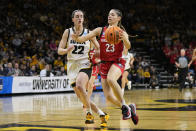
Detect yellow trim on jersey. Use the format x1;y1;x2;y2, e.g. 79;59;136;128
81;67;91;69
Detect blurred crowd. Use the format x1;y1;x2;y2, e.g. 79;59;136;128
0;0;196;79
126;55;160;88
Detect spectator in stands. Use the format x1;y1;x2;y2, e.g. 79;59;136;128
54;56;64;68
169;48;179;74
36;36;44;48
29;65;38;76
40;63;54;77
44;51;55;64
49;39;57;51
141;59;149;69
38;58;46;71
4;62;15;76
162;43;171;59
149;65;156;74
173;72;178;86
144;67;151;84
137;66;144;83
0;64;6;76
164;33;172;46
56;66;67;76
149;75;159;89
13;63;23;76
186;71;194;88
129;65;138;84
173;39;183;51
12;34;22;49
64;57;68;73
170;48;179;64
20;64;29;76
150;66;159;80
137;56;143;67
186;44;193;60
133;56;139;69
30;54;39;67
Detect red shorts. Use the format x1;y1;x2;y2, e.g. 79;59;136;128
100;58;125;79
92;64;100;77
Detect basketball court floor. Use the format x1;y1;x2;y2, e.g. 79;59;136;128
0;88;196;131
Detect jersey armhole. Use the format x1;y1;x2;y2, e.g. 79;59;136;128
65;28;70;48
98;27;104;40
87;29;92;43
66;28;70;44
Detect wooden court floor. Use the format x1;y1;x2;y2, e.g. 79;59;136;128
0;88;196;131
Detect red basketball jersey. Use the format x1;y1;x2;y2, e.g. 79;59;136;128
99;27;124;61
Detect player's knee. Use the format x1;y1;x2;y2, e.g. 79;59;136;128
76;78;83;86
105;94;113;101
76;83;83;91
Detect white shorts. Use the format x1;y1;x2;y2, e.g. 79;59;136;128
67;59;91;86
124;60;130;70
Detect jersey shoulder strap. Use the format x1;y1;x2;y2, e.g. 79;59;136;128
99;27;104;39
66;28;70;44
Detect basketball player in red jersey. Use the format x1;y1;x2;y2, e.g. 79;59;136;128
72;9;138;125
87;48;101;99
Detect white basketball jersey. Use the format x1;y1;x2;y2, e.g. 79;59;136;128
67;27;91;61
66;27;92;85
122;52;133;70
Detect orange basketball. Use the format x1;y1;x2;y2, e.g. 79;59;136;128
105;26;121;44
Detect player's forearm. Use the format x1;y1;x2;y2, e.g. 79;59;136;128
76;35;88;43
188;60;193;68
58;48;69;55
77;32;96;43
123;38;131;49
76;28;100;43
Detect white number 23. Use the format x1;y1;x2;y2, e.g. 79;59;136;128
106;44;115;52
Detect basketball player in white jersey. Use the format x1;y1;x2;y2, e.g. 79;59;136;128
58;10;108;127
121;48;134;94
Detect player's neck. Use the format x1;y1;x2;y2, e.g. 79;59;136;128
109;23;118;27
74;25;83;34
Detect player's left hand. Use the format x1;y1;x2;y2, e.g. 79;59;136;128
119;30;128;41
